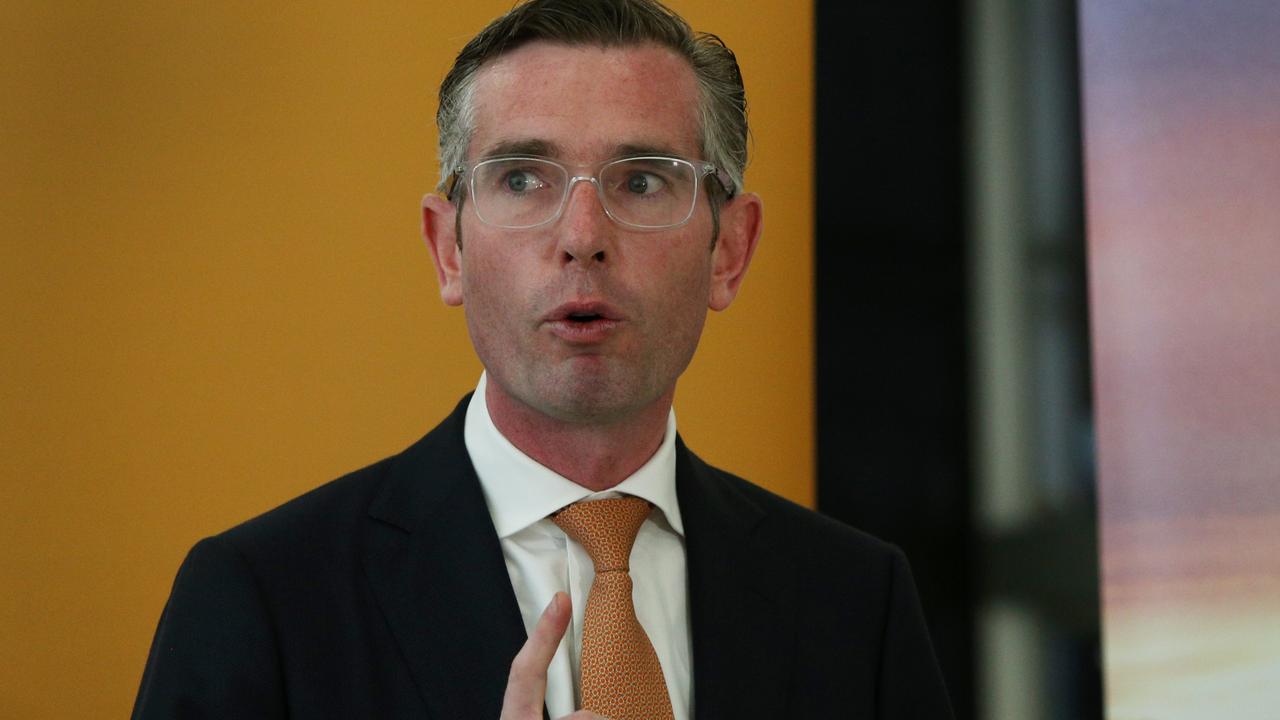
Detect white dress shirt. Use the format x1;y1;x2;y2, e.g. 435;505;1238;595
464;373;692;720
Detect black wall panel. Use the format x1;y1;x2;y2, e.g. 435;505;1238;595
814;2;973;716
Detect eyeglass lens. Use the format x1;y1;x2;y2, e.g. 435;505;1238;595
470;157;699;229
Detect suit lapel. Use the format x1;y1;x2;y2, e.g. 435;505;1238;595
361;396;529;720
677;439;796;719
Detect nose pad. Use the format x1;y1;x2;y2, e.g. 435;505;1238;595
558;177;611;262
561;176;606;221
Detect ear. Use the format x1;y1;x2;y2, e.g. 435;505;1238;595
422;193;463;306
708;191;763;311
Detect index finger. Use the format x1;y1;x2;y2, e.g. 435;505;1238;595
501;591;571;719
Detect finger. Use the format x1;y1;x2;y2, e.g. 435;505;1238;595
501;592;571;719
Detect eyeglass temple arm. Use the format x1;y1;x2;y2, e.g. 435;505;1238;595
708;166;736;200
444;165;466;201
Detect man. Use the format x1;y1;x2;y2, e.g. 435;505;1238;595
133;1;953;718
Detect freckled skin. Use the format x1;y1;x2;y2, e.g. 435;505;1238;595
422;41;761;486
461;43;716;425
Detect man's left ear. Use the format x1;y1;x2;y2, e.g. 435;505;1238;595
708;192;763;311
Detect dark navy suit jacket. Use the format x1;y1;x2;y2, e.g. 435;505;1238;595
133;395;953;719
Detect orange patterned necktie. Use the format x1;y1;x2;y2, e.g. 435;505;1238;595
551;497;675;720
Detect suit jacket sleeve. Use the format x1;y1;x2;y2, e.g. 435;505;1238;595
877;548;954;720
132;536;286;719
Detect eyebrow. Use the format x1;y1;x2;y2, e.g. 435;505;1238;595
613;142;683;158
476;139;687;161
480;138;563;159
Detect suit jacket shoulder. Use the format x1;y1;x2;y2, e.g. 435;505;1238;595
134;395;528;720
676;442;954;719
687;447;898;553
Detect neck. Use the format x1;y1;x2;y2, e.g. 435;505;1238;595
484;381;672;492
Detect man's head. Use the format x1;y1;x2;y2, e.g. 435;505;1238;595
435;0;750;200
421;0;762;431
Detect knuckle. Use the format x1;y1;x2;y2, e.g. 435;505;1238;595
507;655;530;681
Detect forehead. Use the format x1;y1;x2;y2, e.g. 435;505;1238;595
467;41;702;161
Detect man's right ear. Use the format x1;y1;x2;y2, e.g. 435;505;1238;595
422;193;463;307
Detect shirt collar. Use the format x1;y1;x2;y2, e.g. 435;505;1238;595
464;372;683;539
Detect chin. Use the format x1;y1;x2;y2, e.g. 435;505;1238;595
540;389;637;425
534;371;660;425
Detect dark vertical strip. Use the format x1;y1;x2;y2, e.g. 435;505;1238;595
814;2;973;717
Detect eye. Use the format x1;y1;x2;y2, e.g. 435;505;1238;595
503;169;544;193
624;171;667;195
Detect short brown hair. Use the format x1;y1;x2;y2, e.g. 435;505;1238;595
435;0;749;197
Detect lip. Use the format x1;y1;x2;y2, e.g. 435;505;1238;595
544;300;624;322
542;299;626;344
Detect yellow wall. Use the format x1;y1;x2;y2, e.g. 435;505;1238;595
0;2;812;716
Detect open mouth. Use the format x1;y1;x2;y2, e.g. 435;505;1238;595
545;302;623;342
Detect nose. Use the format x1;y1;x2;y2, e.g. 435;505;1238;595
556;176;612;265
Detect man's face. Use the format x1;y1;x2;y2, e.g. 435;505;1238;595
425;41;759;427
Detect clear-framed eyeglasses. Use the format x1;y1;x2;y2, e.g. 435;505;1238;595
445;155;734;231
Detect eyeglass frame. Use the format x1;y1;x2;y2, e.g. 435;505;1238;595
443;154;736;231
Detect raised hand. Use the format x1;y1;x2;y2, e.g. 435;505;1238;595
499;592;609;720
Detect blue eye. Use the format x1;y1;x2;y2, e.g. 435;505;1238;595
625;172;666;195
505;171;541;193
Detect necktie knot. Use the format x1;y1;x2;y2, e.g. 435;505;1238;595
551;496;652;573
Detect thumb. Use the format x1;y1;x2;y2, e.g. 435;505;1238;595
501;592;571;719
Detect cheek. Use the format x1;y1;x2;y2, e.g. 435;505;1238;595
645;246;713;333
460;246;528;340
461;238;521;305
